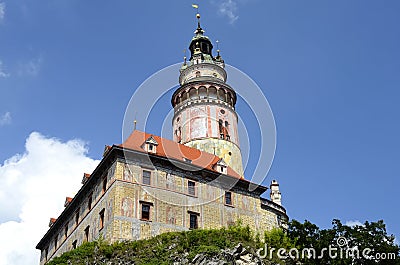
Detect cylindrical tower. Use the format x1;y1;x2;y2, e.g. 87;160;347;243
171;13;244;176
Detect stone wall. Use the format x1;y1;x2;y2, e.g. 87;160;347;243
40;158;285;264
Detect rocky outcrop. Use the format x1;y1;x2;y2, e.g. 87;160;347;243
171;243;265;265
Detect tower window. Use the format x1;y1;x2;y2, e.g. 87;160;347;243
225;191;232;205
142;170;151;185
72;240;77;250
188;181;196;196
189;213;198;229
141;204;151;221
99;209;105;230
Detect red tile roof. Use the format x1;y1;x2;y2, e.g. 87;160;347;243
118;130;242;179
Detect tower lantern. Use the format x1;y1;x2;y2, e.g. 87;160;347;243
171;12;243;176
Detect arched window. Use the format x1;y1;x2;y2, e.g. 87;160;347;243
208;86;217;99
189;88;197;99
198;86;207;99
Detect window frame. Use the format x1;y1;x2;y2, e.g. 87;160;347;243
140;203;151;221
75;209;80;226
189;213;198;229
99;209;105;230
188;180;196;196
84;226;90;242
54;235;58;250
225;191;233;206
102;177;107;194
64;223;68;239
88;192;93;210
142;170;151;185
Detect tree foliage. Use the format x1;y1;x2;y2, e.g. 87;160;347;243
46;219;399;264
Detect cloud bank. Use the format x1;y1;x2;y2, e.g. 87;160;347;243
218;0;239;24
0;112;11;126
0;60;9;78
344;220;363;227
0;2;5;22
0;132;99;265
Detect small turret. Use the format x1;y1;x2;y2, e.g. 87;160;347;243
270;180;282;205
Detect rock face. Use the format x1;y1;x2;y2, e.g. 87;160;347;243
172;243;265;265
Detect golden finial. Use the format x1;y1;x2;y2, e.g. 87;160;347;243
192;4;203;33
134;112;137;130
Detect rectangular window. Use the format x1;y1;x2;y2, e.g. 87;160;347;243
99;209;105;230
142;170;151;185
75;209;80;226
72;240;77;250
102;177;107;194
84;226;90;242
54;235;58;250
88;192;93;210
45;248;48;261
64;223;68;239
189;213;198;229
141;204;150;220
225;191;232;205
188;181;196;196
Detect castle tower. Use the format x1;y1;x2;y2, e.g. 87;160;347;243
270;180;282;205
171;13;244;176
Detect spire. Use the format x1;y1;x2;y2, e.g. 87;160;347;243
194;12;204;36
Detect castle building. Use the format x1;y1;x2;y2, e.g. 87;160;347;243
36;12;288;265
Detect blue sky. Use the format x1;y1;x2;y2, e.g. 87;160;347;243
0;0;400;263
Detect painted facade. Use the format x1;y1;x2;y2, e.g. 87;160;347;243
36;11;288;265
37;146;287;265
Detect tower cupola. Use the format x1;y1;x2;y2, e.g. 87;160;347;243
188;13;214;61
172;10;244;177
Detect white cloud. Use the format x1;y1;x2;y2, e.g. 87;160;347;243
218;0;239;24
18;56;43;77
345;220;363;227
0;60;10;78
0;132;99;265
0;112;11;126
0;2;5;22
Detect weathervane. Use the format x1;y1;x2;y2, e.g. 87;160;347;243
192;3;203;33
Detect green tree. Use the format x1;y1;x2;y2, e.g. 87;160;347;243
286;219;400;265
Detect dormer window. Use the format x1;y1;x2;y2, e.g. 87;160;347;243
64;197;73;207
143;136;159;154
214;158;228;174
48;218;57;228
